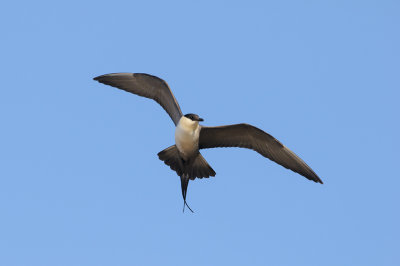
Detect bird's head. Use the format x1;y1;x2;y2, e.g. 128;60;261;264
178;113;204;129
184;113;204;122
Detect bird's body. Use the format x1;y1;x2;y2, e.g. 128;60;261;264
93;72;323;212
175;116;201;160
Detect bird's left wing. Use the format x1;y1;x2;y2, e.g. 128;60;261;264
94;73;183;125
199;124;322;183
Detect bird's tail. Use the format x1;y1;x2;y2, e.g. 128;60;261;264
157;145;216;179
180;174;194;213
158;145;216;212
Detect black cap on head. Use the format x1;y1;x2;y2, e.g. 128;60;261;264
184;113;204;122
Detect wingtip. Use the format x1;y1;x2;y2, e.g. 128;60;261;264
93;75;104;81
93;73;135;82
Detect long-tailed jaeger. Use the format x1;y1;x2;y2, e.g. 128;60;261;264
93;73;322;212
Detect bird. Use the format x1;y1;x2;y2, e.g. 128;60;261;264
93;73;322;212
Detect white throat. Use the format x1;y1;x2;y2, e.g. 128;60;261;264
175;116;201;159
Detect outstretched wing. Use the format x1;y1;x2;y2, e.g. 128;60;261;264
93;73;183;125
199;123;322;183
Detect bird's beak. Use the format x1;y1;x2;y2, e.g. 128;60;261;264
198;118;204;122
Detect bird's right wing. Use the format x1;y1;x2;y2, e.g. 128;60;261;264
199;123;322;183
93;73;183;125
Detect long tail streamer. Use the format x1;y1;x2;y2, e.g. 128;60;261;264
180;174;194;213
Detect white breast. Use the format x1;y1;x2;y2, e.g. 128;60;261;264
175;116;200;160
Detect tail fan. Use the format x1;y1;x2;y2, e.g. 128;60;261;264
158;145;184;176
186;153;216;180
158;145;216;212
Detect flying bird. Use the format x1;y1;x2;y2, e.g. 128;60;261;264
93;73;322;212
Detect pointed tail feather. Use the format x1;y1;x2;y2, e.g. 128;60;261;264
180;174;194;213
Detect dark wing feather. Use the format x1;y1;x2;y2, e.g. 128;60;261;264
93;73;183;125
199;124;322;183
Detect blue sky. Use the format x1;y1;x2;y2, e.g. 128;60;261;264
1;1;399;265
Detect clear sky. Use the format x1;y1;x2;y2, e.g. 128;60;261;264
1;1;399;265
